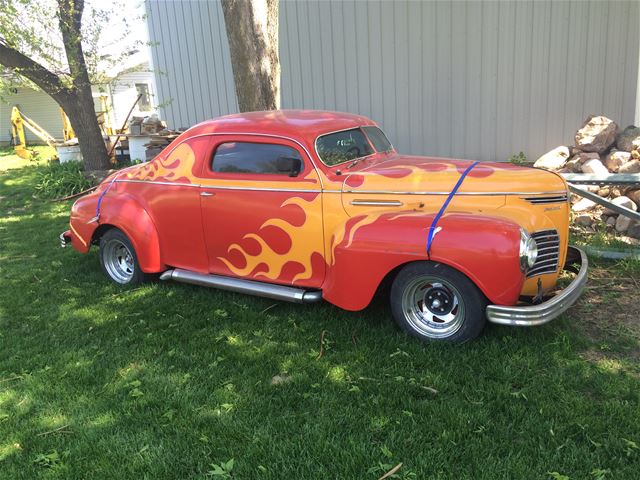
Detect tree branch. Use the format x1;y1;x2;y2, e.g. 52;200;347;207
58;0;88;86
0;41;72;101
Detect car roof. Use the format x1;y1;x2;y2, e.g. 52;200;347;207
190;110;378;142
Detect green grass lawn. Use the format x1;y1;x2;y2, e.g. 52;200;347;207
1;152;639;479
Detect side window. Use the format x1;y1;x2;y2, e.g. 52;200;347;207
212;142;303;176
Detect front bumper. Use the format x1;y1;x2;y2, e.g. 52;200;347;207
486;246;587;326
60;230;72;248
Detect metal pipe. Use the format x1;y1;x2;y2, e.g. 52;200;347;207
160;269;322;303
581;246;640;260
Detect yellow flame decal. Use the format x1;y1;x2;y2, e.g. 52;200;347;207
218;195;323;283
125;143;198;183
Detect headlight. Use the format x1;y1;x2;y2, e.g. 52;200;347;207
519;229;538;272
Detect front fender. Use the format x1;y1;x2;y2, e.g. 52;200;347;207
70;191;164;273
322;211;524;311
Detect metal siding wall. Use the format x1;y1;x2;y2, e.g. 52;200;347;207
147;0;639;162
145;0;237;129
280;0;639;161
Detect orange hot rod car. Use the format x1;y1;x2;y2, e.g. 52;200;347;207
61;110;587;343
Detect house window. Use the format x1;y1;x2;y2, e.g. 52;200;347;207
212;142;303;176
135;83;152;111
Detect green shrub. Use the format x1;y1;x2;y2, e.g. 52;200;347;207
34;161;94;199
508;151;529;165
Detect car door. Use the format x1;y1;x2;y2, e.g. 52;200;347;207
199;135;325;288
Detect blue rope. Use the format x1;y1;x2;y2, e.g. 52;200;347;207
426;161;479;256
95;173;121;221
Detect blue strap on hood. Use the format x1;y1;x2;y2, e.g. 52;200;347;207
426;161;479;256
95;173;121;221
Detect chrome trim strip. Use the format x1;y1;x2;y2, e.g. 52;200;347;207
160;269;322;303
343;189;568;196
117;180;566;198
487;246;587;326
201;185;322;194
350;200;403;206
117;179;321;194
117;179;198;188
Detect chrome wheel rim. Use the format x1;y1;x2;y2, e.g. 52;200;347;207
401;276;465;339
103;239;135;284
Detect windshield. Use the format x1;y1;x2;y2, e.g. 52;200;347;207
315;127;394;166
362;126;393;153
315;128;375;166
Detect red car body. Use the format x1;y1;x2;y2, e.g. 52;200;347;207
62;110;587;340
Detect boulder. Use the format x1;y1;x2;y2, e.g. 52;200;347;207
615;215;632;232
581;158;609;176
572;198;597;212
615;125;640;152
597;187;610;197
628;221;640;239
604;150;631;172
533;146;570;171
575;115;618;153
565;157;583;173
566;152;599;172
619;159;640;173
574;214;593;227
603;195;637;215
627;189;640;205
605;216;617;228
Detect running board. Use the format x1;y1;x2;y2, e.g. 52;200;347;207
159;269;323;304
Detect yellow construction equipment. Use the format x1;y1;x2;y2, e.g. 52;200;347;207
10;106;58;159
60;108;75;142
59;95;113;142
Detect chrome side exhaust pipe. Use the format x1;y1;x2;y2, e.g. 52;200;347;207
159;269;322;303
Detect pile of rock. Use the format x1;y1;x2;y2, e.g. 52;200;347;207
533;115;640;240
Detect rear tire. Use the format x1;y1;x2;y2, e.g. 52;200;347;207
99;229;148;285
390;262;487;343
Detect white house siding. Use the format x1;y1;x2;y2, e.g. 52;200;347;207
145;0;640;162
0;88;65;145
107;68;158;128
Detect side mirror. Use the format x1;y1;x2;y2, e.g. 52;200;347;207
276;156;302;177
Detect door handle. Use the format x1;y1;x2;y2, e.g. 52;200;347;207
200;191;215;197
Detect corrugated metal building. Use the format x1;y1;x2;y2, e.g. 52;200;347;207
145;0;640;162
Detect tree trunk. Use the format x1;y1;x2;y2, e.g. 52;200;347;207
58;0;111;170
60;91;110;171
221;0;280;112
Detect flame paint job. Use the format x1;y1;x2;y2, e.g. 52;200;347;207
65;110;571;310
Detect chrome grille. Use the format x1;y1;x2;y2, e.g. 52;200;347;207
521;194;569;205
527;229;560;278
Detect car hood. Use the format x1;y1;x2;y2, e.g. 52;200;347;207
340;155;567;195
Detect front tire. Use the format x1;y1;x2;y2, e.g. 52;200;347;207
99;229;147;285
390;262;487;343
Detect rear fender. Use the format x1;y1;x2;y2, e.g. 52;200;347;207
70;191;164;273
322;211;524;311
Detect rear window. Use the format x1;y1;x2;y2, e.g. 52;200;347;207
315;128;374;166
212;142;302;174
362;126;393;153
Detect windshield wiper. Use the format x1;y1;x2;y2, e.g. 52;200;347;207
346;153;375;170
346;158;362;169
